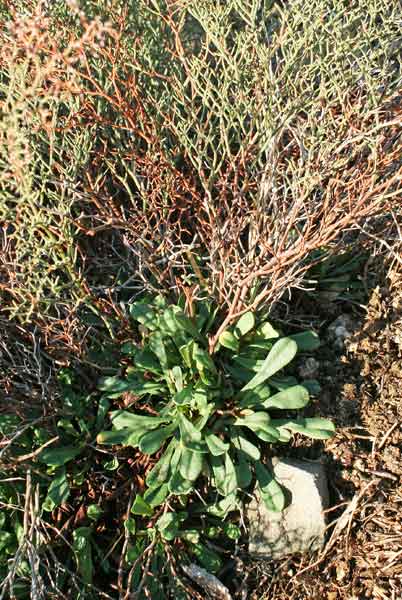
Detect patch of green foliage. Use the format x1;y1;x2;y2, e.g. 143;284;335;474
98;295;334;519
0;374;113;598
0;297;333;598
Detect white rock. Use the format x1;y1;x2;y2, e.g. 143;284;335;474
328;315;355;349
298;357;319;379
247;459;328;559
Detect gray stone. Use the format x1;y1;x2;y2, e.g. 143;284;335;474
247;459;329;559
328;314;355;350
298;357;320;379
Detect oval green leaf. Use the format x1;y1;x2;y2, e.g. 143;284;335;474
218;330;239;352
39;445;82;466
139;423;177;455
262;385;309;410
289;331;320;351
143;483;169;507
205;433;230;456
241;338;298;391
131;495;153;516
255;462;286;512
179;448;204;481
234;312;255;338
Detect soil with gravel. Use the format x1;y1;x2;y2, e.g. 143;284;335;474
245;258;402;600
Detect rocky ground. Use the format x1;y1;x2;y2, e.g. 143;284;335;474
244;255;402;600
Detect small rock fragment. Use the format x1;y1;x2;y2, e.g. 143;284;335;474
247;459;328;559
328;315;356;350
298;357;320;379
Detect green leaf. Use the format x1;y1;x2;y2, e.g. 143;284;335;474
124;376;166;398
262;385;310;410
194;404;213;430
171;306;203;340
245;341;275;353
234;413;280;442
110;411;169;429
225;364;253;383
204;526;220;538
179;448;204;481
160;306;201;343
179;340;195;369
231;433;260;460
301;379;321;395
234;411;271;429
234;312;255;338
96;429;133;446
0;531;13;553
192;543;222;573
139;423;177;455
98;376;129;394
0;414;21;436
39;445;82;466
268;375;298;391
131;349;162;374
232;356;262;372
276;427;293;443
148;332;168;368
124;518;136;535
43;467;70;511
252;427;280;443
56;418;77;437
72;527;93;584
193;344;216;374
180;529;200;543
273;417;336;439
218;330;239;352
238;383;271;408
255;462;286;512
87;505;103;521
242;338;298;391
205;433;230;456
254;321;280;340
192;382;210;412
124;380;165;397
223;523;241;540
178;413;201;442
289;331;320;351
146;440;177;487
173;386;193;406
129;302;157;329
222;453;237;495
154;294;168;309
171;366;183;392
170;443;182;472
130;429;156;448
103;457;119;470
96;396;110;430
156;512;186;541
131;495;153;516
210;455;226;494
168;471;194;495
143;483;169;507
207;492;238;518
235;451;252;488
121;341;136;355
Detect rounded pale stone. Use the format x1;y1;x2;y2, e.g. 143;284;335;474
247;459;329;559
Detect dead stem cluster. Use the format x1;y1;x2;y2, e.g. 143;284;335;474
0;0;401;357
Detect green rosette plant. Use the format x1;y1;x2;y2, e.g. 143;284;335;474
97;296;334;517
